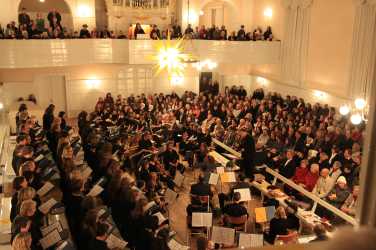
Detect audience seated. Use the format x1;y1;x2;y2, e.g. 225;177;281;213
8;85;365;249
264;206;289;244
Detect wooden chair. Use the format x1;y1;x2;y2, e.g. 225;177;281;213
225;214;248;232
275;231;299;245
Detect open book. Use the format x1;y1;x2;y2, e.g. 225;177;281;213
233;188;252;201
37;181;54;197
255;206;276;223
154;212;168;226
87;184;104;197
41;221;63;237
168;238;190;250
238;233;264;248
192;212;212;227
38;198;58;214
211;226;235;245
216;167;225;174
220;172;236;183
208;173;219;185
40;229;62;249
106;233;128;249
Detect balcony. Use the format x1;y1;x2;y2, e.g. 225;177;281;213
0;39;281;69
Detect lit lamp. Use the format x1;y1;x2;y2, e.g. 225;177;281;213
264;8;273;18
86;79;101;89
77;5;91;18
0;102;4;110
339;97;367;125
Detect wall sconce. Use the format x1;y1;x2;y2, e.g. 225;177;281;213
339;97;368;125
264;8;273;18
0;102;4;110
39;0;45;2
77;5;91;18
86;79;101;89
313;90;327;99
199;10;204;16
256;76;268;86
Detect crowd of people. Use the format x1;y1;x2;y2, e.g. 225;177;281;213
0;8;275;41
9;85;364;249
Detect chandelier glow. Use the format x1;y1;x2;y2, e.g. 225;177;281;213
153;35;191;78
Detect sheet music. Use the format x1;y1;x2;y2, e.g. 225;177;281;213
144;201;156;212
154;212;168;225
55;241;68;250
173;172;184;187
165;188;178;204
220;172;236;183
168;238;190;250
298;235;316;244
106;233;128;249
216;167;225;174
234;188;252;201
38;198;58;214
211;226;235;245
87;185;104;197
41;221;62;237
208;173;219;185
238;233;264;248
81;167;93;180
37;182;54;197
35;154;44;162
192;212;212;227
40;229;62;249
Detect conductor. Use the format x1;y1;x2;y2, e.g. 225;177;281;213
239;128;256;177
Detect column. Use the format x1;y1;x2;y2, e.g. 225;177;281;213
280;0;313;86
348;0;376;102
357;41;376;227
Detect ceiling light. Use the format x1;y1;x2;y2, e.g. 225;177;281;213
350;113;362;125
354;98;366;110
339;105;350;116
264;8;273;18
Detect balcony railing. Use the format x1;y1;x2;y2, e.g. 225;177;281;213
0;40;281;69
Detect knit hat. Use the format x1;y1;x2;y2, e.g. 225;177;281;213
337;176;347;184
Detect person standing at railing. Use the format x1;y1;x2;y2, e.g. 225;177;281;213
18;8;31;30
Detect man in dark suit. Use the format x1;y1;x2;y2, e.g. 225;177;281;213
239;128;256;177
223;192;248;218
190;174;212;197
18;8;31;28
279;149;297;179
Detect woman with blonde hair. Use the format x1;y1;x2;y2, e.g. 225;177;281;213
16;187;36;215
264;206;289;244
19;200;37;217
12;232;32;250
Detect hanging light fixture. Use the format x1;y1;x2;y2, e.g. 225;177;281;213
339;105;350;116
339;97;368;125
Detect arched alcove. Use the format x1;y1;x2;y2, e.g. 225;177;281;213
18;0;73;30
199;0;238;31
95;0;108;30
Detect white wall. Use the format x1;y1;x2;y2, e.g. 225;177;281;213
0;0;97;31
0;64;200;117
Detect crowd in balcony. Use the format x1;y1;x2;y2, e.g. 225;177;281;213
0;8;275;41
